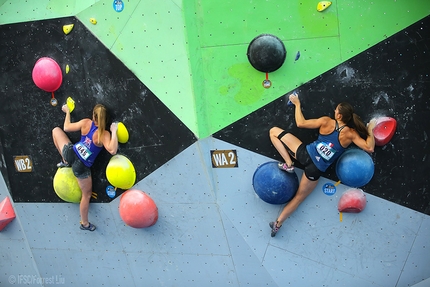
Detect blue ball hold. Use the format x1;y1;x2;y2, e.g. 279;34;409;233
252;161;299;204
336;148;375;187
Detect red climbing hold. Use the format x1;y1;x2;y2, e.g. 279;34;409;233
119;189;158;228
338;188;367;213
32;57;63;92
0;197;16;231
373;117;397;146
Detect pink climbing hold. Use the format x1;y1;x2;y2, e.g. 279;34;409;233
373;117;397;146
0;197;16;231
338;188;367;213
32;57;63;92
119;189;158;228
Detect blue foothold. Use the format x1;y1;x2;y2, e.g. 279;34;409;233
106;185;116;198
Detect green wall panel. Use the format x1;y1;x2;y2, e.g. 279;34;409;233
76;0;139;50
198;1;339;47
338;0;430;60
109;1;198;136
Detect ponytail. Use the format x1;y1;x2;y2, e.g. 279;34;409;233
338;102;369;139
92;104;107;144
352;113;369;139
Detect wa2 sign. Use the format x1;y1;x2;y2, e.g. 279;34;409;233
211;150;238;168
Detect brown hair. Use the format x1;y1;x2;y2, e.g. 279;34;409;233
92;104;107;144
338;102;369;139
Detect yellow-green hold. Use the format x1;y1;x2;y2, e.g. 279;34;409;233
63;24;74;35
53;167;82;203
66;97;75;113
90;18;97;25
117;122;129;144
317;1;332;12
106;154;136;190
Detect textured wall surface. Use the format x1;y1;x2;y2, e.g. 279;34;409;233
0;1;429;286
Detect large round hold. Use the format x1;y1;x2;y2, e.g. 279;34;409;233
252;161;299;204
247;34;286;73
53;167;82;203
338;188;367;213
336;148;374;187
32;57;63;92
119;189;158;228
106;154;136;189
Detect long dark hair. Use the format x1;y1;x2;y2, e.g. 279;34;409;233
338;102;369;139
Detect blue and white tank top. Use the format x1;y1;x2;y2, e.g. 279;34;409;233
73;122;103;167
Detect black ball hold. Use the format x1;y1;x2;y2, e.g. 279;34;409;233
247;34;287;73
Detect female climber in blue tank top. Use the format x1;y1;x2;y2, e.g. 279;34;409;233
52;104;119;231
268;92;376;237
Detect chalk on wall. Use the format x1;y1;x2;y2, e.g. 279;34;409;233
0;197;16;231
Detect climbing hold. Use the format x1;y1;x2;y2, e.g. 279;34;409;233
117;122;129;144
106;185;116;198
0;197;16;231
373;117;397;146
336;148;374;187
317;1;332;12
106;154;136;189
338;188;367;213
247;34;287;73
53;167;82;203
66;97;75;113
63;24;74;35
252;161;299;204
32;57;63;93
65;64;70;74
294;51;301;62
119;189;158;228
90;18;97;25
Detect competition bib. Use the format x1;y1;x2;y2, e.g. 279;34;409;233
316;142;336;161
75;142;92;160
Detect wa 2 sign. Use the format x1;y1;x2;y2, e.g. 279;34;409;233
211;150;238;168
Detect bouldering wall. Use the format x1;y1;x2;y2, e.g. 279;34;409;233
0;17;197;203
214;16;430;215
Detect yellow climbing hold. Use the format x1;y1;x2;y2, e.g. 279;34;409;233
63;24;74;35
90;18;97;25
106;154;136;189
66;97;75;113
53;167;82;203
65;64;70;74
317;1;332;12
117;122;129;144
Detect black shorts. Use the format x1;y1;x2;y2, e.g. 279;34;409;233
291;144;321;181
277;131;321;181
62;143;91;179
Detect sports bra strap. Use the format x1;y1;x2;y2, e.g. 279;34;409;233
335;120;346;132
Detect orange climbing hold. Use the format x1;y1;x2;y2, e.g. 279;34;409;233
0;197;16;231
